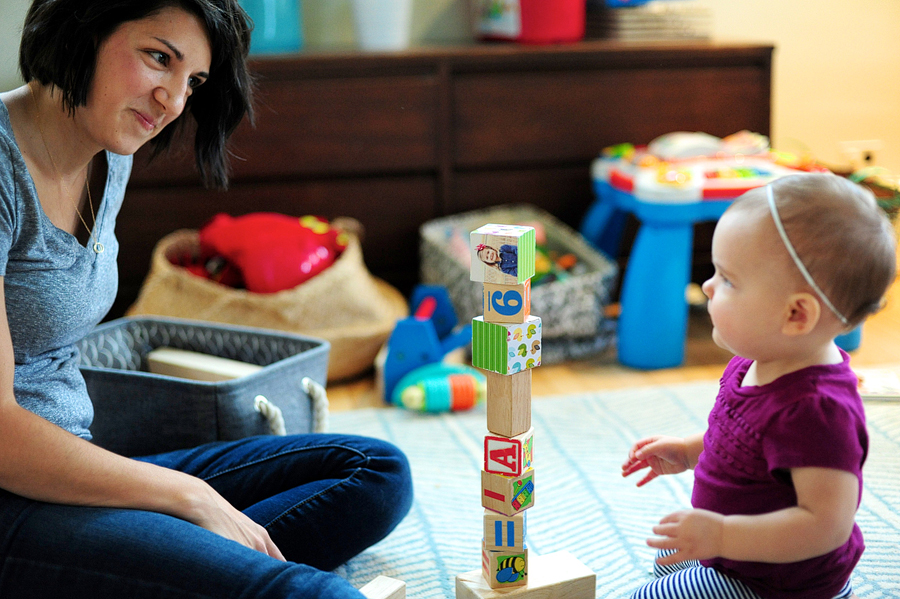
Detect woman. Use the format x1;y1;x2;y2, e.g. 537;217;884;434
0;1;412;597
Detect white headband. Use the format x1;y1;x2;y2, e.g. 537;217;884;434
766;184;849;326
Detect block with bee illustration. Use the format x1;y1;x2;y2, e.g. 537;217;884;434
472;316;542;375
482;281;531;324
482;469;534;516
484;427;533;477
482;541;528;589
470;224;536;285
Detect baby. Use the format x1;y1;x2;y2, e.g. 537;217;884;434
622;173;896;599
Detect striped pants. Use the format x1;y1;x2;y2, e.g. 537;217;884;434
628;550;854;599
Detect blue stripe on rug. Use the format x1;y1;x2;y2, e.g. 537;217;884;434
329;381;900;598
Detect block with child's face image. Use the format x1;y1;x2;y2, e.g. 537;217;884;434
470;224;536;285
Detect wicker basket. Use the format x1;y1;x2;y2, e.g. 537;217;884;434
420;204;618;363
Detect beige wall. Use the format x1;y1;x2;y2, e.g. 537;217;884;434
3;0;898;173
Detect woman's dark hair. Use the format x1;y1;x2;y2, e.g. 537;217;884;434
19;0;254;190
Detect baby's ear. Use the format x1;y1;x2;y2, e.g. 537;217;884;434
782;292;821;335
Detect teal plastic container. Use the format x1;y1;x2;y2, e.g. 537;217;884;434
241;0;303;54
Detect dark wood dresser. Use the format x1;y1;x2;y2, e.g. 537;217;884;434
114;40;773;318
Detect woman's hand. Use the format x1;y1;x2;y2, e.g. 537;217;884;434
648;509;724;565
183;480;286;561
621;435;695;487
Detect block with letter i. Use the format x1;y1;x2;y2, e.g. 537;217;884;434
482;469;534;516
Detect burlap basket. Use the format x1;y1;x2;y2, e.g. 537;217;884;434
127;229;408;381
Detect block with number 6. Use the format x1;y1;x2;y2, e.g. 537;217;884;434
482;281;530;324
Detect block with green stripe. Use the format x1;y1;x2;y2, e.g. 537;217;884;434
472;316;542;375
470;224;536;285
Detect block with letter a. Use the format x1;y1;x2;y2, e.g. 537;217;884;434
484;427;533;477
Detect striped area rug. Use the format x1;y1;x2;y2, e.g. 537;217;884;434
329;381;900;598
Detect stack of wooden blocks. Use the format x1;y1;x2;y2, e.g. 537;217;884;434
456;224;596;599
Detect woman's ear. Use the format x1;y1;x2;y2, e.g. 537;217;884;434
782;292;821;335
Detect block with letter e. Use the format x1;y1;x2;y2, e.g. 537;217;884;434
484;427;533;477
482;469;534;516
483;510;526;552
470;224;536;285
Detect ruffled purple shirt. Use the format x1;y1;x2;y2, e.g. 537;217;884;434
693;351;866;599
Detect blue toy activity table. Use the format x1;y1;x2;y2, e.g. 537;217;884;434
581;142;859;370
583;180;731;369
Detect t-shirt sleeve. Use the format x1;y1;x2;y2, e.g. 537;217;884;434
762;392;867;476
0;139;19;277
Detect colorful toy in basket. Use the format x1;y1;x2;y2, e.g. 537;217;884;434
179;213;349;293
594;130;829;204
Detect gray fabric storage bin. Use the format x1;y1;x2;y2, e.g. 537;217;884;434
420;204;618;363
77;317;330;457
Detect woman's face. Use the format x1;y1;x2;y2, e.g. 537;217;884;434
78;7;212;156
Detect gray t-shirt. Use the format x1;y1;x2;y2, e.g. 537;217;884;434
0;99;131;439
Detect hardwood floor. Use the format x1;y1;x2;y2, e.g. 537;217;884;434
327;273;900;412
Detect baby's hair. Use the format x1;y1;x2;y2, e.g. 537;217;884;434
729;174;897;328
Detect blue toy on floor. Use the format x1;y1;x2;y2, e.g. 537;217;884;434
380;285;483;412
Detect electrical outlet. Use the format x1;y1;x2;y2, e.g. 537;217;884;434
839;139;883;169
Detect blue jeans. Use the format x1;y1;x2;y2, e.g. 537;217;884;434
0;434;413;598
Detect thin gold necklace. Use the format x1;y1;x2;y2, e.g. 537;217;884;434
29;84;103;254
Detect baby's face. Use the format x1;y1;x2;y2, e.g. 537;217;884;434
702;210;795;359
480;247;499;263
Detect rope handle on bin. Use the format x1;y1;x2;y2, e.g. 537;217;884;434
302;377;329;433
252;377;329;436
254;395;286;436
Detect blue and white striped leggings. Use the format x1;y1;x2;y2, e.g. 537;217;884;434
629;550;854;599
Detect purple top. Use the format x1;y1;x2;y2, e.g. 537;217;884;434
693;351;866;599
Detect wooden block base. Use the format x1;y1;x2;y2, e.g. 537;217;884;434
359;575;406;599
456;551;595;599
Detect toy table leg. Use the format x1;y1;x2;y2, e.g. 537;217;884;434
581;184;628;259
617;221;693;369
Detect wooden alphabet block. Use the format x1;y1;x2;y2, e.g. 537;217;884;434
485;370;531;437
484;427;534;477
482;541;528;589
456;550;596;599
483;510;526;552
483;281;531;324
470;224;536;285
472;316;542;375
482;469;534;516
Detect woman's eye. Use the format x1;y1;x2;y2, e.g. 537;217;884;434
148;51;169;66
188;76;204;90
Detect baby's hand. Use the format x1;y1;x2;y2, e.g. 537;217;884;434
649;509;724;565
621;436;692;487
